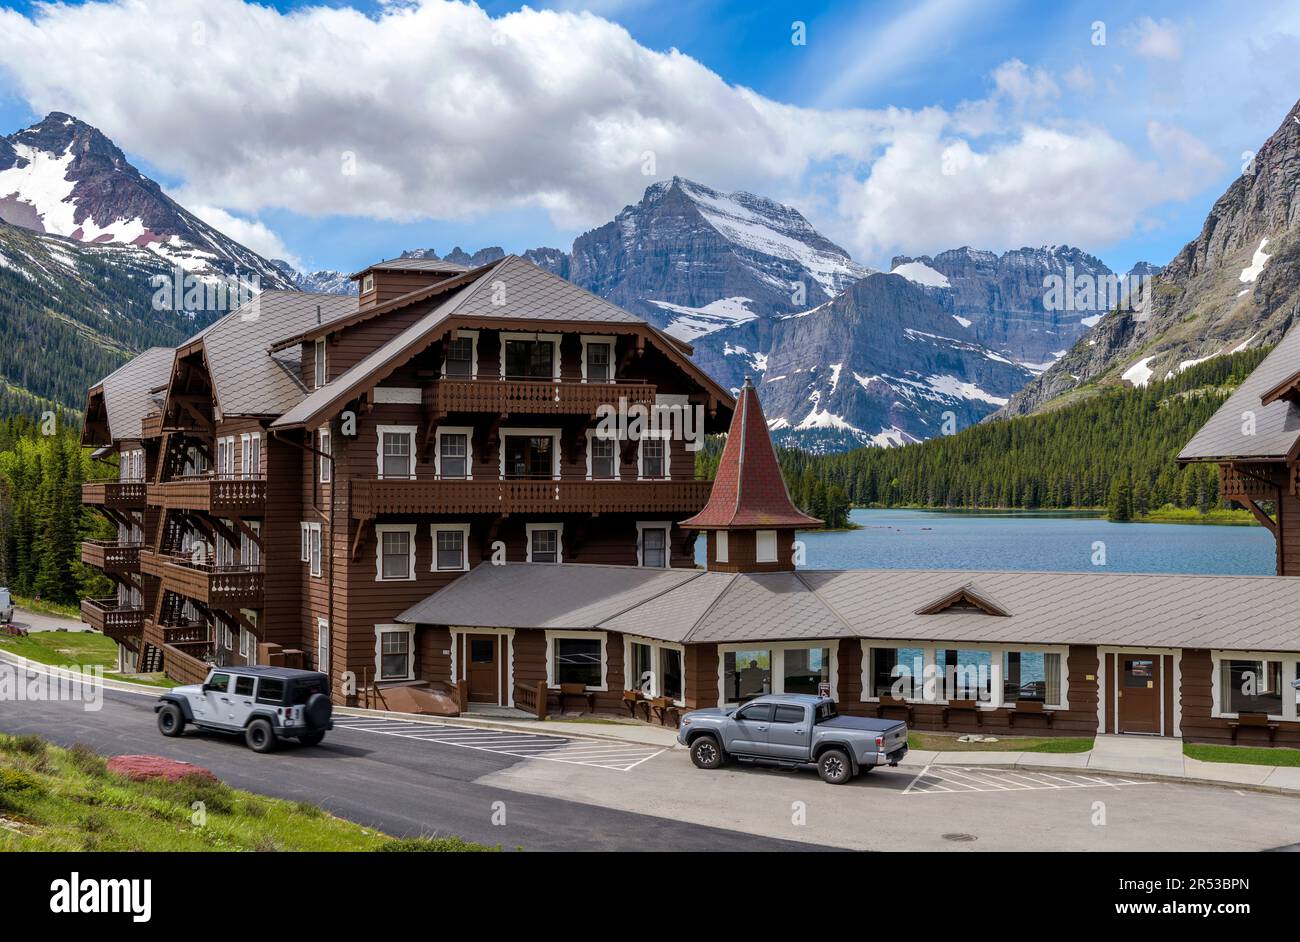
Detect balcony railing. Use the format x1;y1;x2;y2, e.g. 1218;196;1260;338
426;376;655;416
82;481;147;508
80;598;145;641
141;413;164;439
138;551;264;608
351;477;713;518
80;540;142;574
1220;463;1277;501
149;474;267;513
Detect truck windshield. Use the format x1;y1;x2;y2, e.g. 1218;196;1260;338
815;702;839;723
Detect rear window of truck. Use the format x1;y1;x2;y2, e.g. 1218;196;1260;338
815;702;839;723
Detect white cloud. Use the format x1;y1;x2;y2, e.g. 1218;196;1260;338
1130;17;1183;61
183;202;298;267
992;59;1059;104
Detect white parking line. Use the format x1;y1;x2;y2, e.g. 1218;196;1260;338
903;765;1158;795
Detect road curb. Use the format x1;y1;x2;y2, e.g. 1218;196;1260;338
0;649;162;697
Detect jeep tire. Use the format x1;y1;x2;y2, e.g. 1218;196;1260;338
157;703;185;737
304;692;332;729
817;748;852;784
689;735;725;770
245;717;277;753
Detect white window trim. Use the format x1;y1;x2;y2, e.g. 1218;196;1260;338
579;334;615;383
317;618;330;675
222;623;233;651
318;427;332;483
635;521;673;568
545;629;608;691
361;273;375;294
216;435;236;477
636;431;672;481
499;427;562;480
525;522;564;564
623;634;686;707
861;641;1072;711
375;523;417;581
449;627;516;708
299;522;311;562
431;523;471;572
1097;646;1179;736
307;522;322;578
240;624;254;661
442;329;479;380
500;332;562;381
376;424;417;480
715;530;729;564
374;624;415;682
1208;649;1298;723
314;337;327;389
434;426;474;480
755;529;778;563
585;428;620;481
239;432;261;479
717;639;841;708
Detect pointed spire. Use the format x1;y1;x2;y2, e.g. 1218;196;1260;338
681;378;822;530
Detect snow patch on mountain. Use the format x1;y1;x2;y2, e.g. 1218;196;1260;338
1239;237;1270;283
891;259;951;288
1121;355;1157;387
647;296;758;342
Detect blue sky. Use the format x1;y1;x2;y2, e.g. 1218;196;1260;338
1;0;1298;275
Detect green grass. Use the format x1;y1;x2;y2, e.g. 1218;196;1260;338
0;631;177;687
910;732;1094;753
1136;506;1258;526
0;735;499;851
9;593;81;620
1184;742;1300;767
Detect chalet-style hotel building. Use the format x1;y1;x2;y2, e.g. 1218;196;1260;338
82;255;1300;746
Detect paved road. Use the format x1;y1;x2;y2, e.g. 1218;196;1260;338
7;607;92;633
0;664;820;851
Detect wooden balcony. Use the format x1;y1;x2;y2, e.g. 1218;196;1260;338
82;481;147;509
139;551;264;609
426;377;655;416
350;477;713;518
80;598;145;642
141;412;164;439
1219;463;1278;501
149;474;267;514
80;540;142;575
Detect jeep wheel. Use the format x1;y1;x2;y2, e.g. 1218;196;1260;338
689;736;725;770
298;731;325;747
245;718;277;753
157;703;185;737
817;748;852;784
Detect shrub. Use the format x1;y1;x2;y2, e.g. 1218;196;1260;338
66;743;106;777
377;836;496;853
2;735;47;757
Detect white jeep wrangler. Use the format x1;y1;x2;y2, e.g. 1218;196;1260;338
155;665;333;753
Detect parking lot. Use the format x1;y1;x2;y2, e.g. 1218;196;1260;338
902;764;1158;795
331;715;667;771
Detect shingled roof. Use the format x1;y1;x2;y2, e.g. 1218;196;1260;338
95;346;175;441
1180;322;1300;462
398;562;1300;652
680;377;821;530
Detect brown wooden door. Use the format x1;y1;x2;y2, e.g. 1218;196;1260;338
1118;656;1160;734
466;635;499;704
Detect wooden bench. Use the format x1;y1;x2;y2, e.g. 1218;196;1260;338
1007;700;1054;729
1229;711;1279;744
875;697;914;724
649;696;681;728
942;698;983;727
558;682;596;715
623;689;650;721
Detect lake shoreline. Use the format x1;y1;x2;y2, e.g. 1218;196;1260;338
846;505;1258;528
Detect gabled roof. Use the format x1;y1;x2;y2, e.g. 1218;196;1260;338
1180;323;1300;462
354;257;470;278
681;377;821;530
914;584;1009;616
90;346;175;442
398;563;1300;652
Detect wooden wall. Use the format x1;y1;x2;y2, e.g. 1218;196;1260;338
1179;648;1300;746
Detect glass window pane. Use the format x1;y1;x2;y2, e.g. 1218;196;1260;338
783;647;830;695
445;337;473;376
945;649;993;702
660;647;682;701
382;532;409;579
630;643;653;695
587;342;611;381
436;530;464;570
531;529;558;563
1221;659;1283;715
555;638;601;687
642;439;665;478
723;650;771;702
772;704;806;724
642;527;667;567
440;433;468;478
871;647;924;699
735;702;774;722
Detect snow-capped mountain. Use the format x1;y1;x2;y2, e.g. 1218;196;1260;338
272;260;356;295
0;112;294;289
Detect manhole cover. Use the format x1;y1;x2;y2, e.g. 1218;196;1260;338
942;832;977;843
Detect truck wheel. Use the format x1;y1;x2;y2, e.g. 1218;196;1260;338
245;718;277;753
689;736;725;770
817;748;852;784
157;703;185;737
298;731;325;747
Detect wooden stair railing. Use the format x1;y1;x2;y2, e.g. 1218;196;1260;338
513;680;548;720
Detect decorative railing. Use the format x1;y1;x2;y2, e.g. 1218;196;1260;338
1219;463;1277;501
139;552;264;608
161;622;211;647
149;474;267;513
80;540;142;572
80;598;145;639
350;478;712;518
82;481;147;508
426;377;655;416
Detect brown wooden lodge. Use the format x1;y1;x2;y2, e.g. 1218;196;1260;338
81;255;1300;746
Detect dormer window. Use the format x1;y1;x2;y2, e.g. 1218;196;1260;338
314;338;327;388
362;273;375;294
443;331;477;379
581;337;613;383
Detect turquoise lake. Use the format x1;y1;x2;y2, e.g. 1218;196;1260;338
694;508;1275;575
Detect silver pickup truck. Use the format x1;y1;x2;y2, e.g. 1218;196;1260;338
677;693;908;784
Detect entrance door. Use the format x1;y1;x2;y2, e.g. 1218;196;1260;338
466;635;500;704
1118;656;1160;734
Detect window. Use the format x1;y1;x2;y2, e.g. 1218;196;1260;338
443;332;476;378
300;523;310;562
624;637;685;704
308;523;322;578
432;524;470;572
234;675;255;696
630;642;653;696
724;649;771;703
660;647;683;702
783;646;830;696
942;649;995;702
588;433;617;480
240;433;261;479
735;702;774;723
376;524;415;581
715;531;729;563
377;426;416;480
773;704;806;724
215;436;235;477
721;641;841;706
241;521;261;570
378;628;413;681
637;523;669;568
436;428;471;479
222;624;233;651
1002;651;1061;704
756;530;778;563
318;428;332;483
526;524;562;564
553;637;602;688
639;437;667;479
207;672;231;692
255;677;284;704
317;619;329;675
239;629;254;661
503;338;556;379
361;273;375;293
503;433;557;479
1220;659;1284;716
870;647;926;700
582;338;612;382
314;338;327;388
